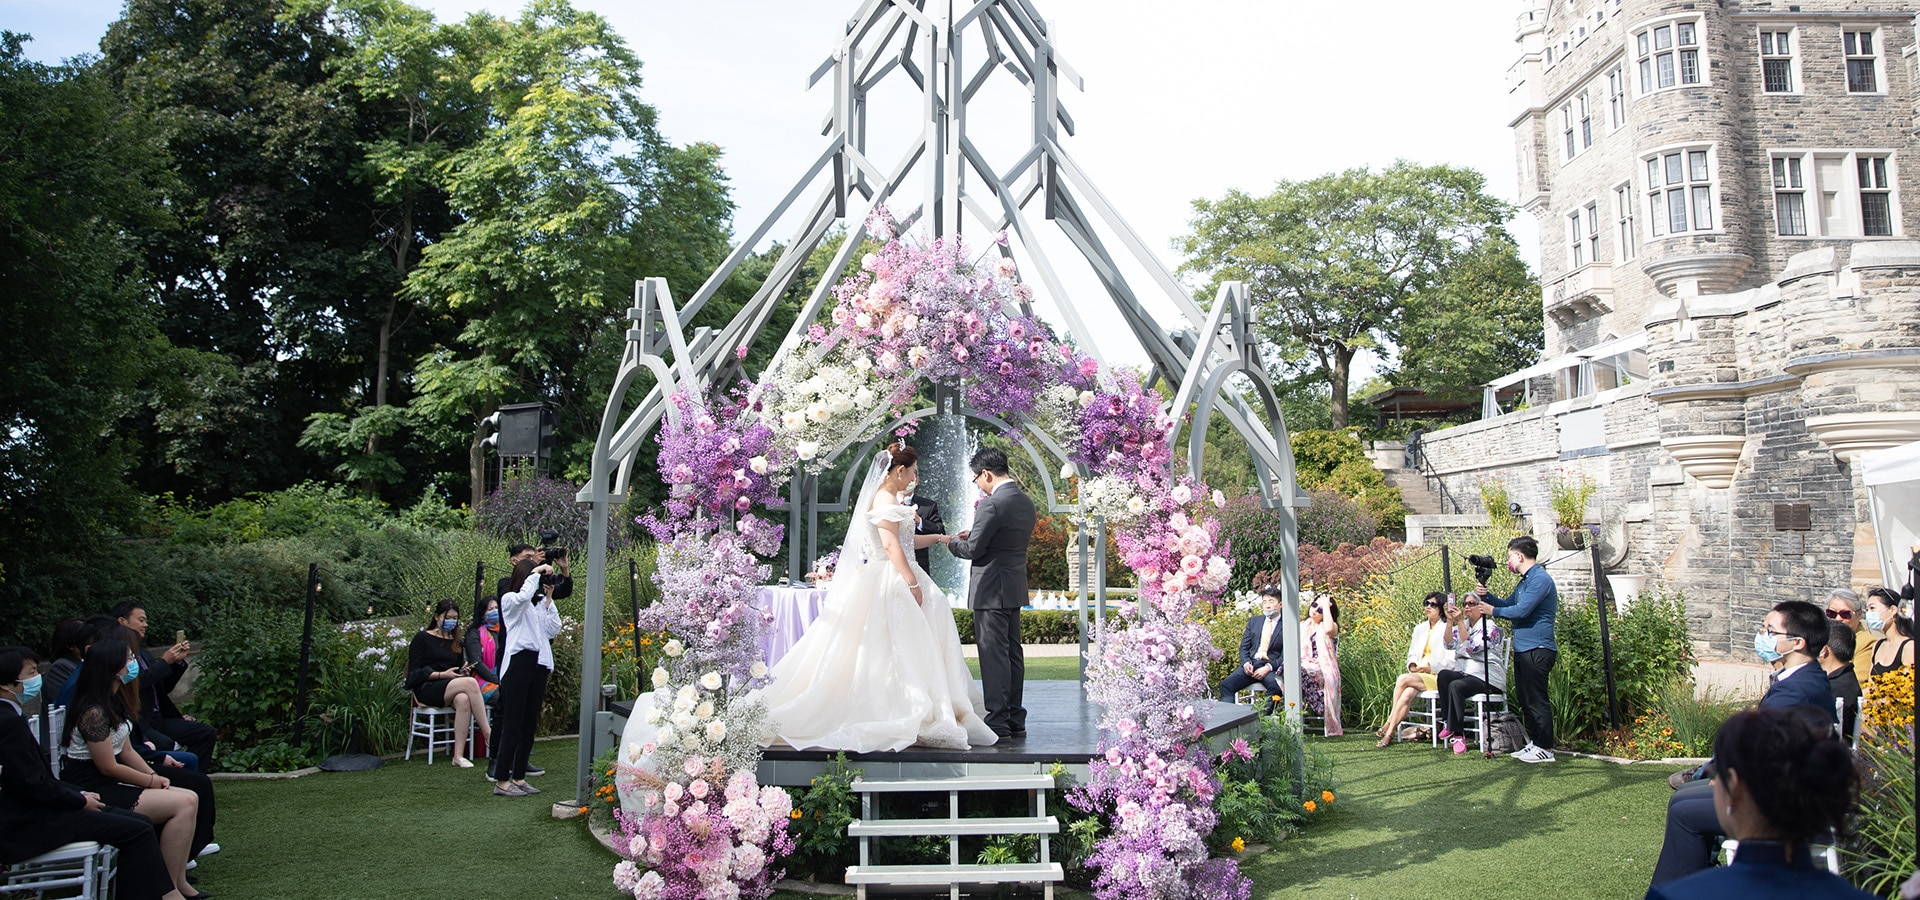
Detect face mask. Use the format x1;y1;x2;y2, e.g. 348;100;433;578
441;618;459;633
1866;611;1886;632
18;674;41;703
1753;631;1785;664
121;659;141;684
485;610;501;627
1506;560;1520;573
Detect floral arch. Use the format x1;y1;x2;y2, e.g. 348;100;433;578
573;3;1304;898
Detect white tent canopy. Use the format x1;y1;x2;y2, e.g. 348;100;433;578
1863;439;1920;592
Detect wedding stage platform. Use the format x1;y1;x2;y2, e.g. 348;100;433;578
604;681;1260;788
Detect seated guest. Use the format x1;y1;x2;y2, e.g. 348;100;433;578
60;638;207;899
53;616;121;708
40;618;89;707
1819;622;1860;743
1652;600;1836;886
407;599;492;768
112;601;215;766
0;647;179;900
465;597;505;706
1375;591;1454;747
1436;597;1506;755
1825;589;1876;684
1865;588;1915;675
1216;587;1287;714
1645;706;1873;900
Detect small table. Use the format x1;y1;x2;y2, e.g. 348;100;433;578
755;584;831;667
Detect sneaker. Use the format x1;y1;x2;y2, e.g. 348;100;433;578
524;766;546;777
1450;737;1467;754
1437;728;1453;742
492;784;529;797
197;843;221;858
1513;746;1554;764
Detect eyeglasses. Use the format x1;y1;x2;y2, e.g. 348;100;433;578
1825;609;1855;621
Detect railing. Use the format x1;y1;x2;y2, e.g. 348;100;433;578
1404;432;1462;515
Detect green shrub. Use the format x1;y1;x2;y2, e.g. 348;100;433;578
188;606;331;767
785;754;861;881
538;616;586;736
949;608;1083;645
1217;495;1293;592
1551;592;1694;743
1210;714;1338;852
1289;429;1405;533
312;620;411;757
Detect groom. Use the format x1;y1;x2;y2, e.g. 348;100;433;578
945;448;1035;740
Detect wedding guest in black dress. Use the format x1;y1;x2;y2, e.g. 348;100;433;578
0;646;178;900
59;638;207;899
406;599;492;768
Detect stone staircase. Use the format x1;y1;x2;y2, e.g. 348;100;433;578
1382;468;1447;516
844;773;1063;899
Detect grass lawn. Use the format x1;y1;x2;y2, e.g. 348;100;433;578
965;654;1081;681
197;724;1673;899
1244;735;1673;898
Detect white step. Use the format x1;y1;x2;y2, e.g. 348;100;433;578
847;815;1058;837
852;774;1054;793
844;863;1064;885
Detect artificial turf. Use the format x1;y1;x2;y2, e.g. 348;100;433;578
197;700;1674;899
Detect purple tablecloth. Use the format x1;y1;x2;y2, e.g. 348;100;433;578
755;585;830;667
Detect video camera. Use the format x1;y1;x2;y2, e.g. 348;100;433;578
1467;554;1497;586
539;530;567;583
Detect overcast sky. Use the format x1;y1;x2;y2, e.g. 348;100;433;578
14;0;1536;371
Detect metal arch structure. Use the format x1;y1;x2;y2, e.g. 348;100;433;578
568;0;1307;805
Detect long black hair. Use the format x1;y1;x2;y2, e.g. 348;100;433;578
63;637;133;749
426;598;463;646
1710;706;1857;845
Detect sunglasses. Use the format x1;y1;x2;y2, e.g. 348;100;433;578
1422;601;1443;609
1826;609;1855;621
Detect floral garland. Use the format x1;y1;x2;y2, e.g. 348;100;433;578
613;211;1246;899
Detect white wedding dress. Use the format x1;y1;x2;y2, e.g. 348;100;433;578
754;457;998;752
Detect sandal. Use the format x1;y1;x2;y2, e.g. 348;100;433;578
1374;735;1393;749
452;757;474;769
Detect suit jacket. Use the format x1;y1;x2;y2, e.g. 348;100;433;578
135;648;185;723
911;495;944;573
1239;614;1285;668
947;481;1036;611
1759;662;1837;722
0;699;89;862
1645;840;1875;900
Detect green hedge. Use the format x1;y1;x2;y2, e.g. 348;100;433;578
950;608;1084;645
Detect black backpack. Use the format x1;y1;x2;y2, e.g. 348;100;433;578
1487;712;1528;754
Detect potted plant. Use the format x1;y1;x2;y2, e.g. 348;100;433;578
1547;471;1599;550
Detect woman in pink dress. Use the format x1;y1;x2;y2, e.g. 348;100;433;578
1304;598;1344;736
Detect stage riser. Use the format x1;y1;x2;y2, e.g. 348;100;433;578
757;759;1084;789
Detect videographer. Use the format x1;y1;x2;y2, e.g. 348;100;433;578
1469;536;1558;764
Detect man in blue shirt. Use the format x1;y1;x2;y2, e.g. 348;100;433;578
1471;536;1558;763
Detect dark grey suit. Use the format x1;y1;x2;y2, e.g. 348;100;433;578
947;480;1035;735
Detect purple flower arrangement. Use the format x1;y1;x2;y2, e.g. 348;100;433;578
612;764;795;900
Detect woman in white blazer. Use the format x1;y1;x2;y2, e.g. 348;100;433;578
1375;591;1455;748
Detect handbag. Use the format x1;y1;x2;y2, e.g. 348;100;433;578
1487;712;1528;754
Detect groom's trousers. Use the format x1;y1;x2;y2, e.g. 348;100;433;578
974;608;1026;734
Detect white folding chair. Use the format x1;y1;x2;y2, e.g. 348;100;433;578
1720;838;1840;874
1414;690;1441;745
1;841;117;899
1428;689;1507;751
406;701;457;764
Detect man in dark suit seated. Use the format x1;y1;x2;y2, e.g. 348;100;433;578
0;647;176;900
1217;587;1288;714
113;602;216;766
1649;600;1838;889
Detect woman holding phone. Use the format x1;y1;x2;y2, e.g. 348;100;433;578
406;599;491;768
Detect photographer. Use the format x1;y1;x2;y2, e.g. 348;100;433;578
491;557;560;798
1470;536;1558;763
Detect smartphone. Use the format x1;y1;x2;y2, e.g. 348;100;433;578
174;629;187;646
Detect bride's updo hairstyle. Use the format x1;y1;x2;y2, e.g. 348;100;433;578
887;442;919;472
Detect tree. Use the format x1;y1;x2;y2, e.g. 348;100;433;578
401;0;734;508
0;34;166;582
1391;235;1542;401
1180;162;1528;428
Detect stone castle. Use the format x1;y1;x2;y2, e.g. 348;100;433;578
1402;0;1920;655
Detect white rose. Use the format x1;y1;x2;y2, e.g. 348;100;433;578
1170;485;1192;505
903;314;919;330
878;351;901;371
641;704;662;725
807;403;832;424
664;639;685;658
750;661;769;679
695;701;715;720
1059;462;1077;480
1212;489;1227;508
828;395;855;415
1078;390;1096;407
677;684;698;705
748;456;769;475
657;724;676;747
672;712;696;732
1126;496;1146;515
853;387;876;407
854;312;872;329
706;720;728;743
651;667;670;689
683;730;703;749
796;440;819;460
907;346;930;367
781;410;805;430
853;356;872;372
664;781;684;802
700;671;724;691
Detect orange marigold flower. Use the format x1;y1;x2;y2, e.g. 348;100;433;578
790;810;803;819
1303;800;1317;813
1321;790;1334;804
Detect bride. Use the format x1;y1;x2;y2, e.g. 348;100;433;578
755;443;999;752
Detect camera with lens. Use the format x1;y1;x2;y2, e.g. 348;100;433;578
538;530;567;583
1467;554;1497;585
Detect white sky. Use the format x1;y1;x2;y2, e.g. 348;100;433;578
14;0;1538;373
